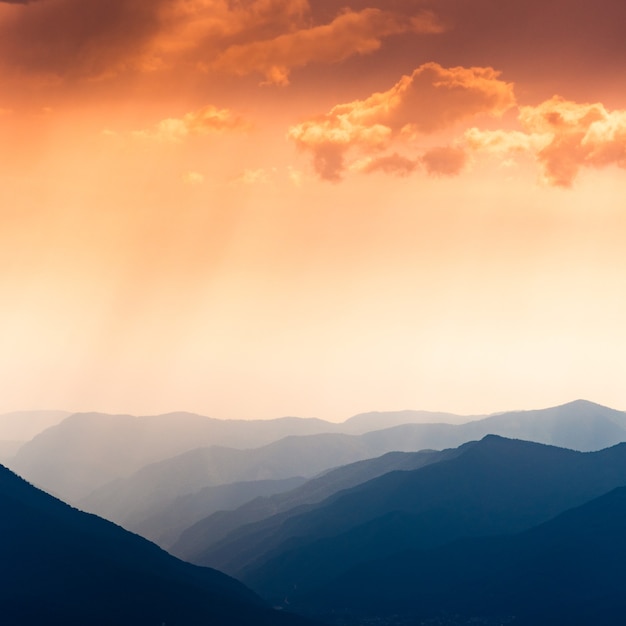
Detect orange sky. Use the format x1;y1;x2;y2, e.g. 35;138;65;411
1;0;626;421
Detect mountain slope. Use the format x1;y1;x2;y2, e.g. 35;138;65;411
171;447;454;558
0;463;311;626
128;476;308;547
81;400;626;542
340;409;474;434
296;485;626;625
194;436;626;602
8;411;341;501
10;400;626;506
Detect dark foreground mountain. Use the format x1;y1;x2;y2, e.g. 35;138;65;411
0;464;312;626
295;486;626;625
193;436;626;603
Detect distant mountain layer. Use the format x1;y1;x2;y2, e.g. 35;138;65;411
0;463;311;626
77;432;377;521
86;399;626;551
126;476;308;548
8;411;342;501
171;447;454;558
296;486;626;625
9;400;626;543
188;435;626;605
8;408;461;503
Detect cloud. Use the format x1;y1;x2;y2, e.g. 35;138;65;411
466;96;626;186
355;153;419;176
520;97;626;186
464;127;549;155
289;62;515;180
353;147;467;178
0;0;310;79
0;1;444;84
211;8;445;85
134;105;248;142
421;146;468;176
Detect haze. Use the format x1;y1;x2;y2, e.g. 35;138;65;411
1;0;625;421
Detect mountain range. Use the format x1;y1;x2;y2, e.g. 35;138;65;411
75;399;626;548
6;400;626;624
7;408;465;501
187;435;626;605
171;447;453;558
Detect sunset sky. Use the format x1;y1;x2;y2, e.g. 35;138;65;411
2;0;626;421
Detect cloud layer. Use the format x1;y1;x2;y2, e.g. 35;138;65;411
468;97;626;186
288;62;515;180
133;105;248;142
0;0;443;82
211;8;444;85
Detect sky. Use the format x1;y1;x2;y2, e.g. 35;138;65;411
1;0;626;421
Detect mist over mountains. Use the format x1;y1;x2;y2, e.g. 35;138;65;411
6;399;626;625
8;400;626;509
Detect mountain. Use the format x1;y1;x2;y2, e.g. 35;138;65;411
470;398;626;450
340;409;474;434
78;432;380;525
8;411;341;501
171;447;455;559
79;400;626;547
0;463;312;626
350;399;626;455
10;400;625;505
192;436;626;603
296;485;626;625
122;476;308;548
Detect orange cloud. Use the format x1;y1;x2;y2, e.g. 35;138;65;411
153;0;310;62
289;62;515;180
520;97;626;186
421;146;468;176
466;96;626;186
211;8;445;85
0;1;443;85
464;127;549;155
134;105;248;142
356;153;419;176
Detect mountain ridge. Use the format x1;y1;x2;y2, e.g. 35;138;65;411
0;462;313;626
